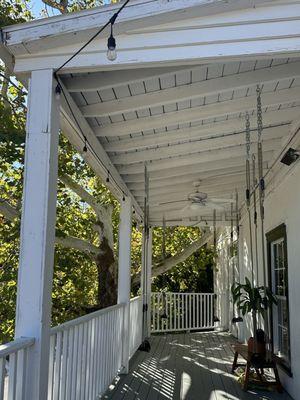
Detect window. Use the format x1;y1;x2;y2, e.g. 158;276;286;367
267;224;291;372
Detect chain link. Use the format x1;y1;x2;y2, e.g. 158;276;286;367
245;112;251;159
256;85;263;143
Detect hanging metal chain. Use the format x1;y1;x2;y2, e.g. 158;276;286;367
256;85;263;143
257;85;271;358
245;113;251;208
245;112;251;160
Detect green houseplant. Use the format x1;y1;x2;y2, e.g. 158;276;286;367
231;277;277;353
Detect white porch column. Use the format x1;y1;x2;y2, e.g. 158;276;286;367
118;196;132;373
146;228;152;338
15;69;60;400
141;226;153;339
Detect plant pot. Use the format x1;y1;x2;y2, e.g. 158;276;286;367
247;337;266;355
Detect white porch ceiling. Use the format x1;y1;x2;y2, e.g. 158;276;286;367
2;0;300;226
61;57;300;226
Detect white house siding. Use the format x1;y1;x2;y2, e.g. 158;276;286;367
215;161;300;399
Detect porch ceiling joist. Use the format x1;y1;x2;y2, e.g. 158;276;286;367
148;199;241;214
64;65;194;92
95;87;300;137
149;220;233;227
111;125;287;165
131;174;247;198
104;107;300;153
121;153;274;182
117;139;280;175
81;61;300;118
58;81;143;218
138;183;245;205
126;164;268;192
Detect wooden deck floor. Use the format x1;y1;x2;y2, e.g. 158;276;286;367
103;331;293;400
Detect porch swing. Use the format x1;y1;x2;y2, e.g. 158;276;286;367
232;87;270;329
231;87;283;393
232;87;276;354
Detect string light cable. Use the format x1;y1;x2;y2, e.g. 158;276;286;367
57;78;128;207
54;0;130;75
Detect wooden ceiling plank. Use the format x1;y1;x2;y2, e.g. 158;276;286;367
111;125;287;165
81;61;300;117
117;139;280;174
104;107;299;152
94;87;300;137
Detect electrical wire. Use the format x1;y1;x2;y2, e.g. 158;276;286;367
54;0;130;75
58;80;128;202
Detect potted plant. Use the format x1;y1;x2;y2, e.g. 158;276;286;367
231;277;277;355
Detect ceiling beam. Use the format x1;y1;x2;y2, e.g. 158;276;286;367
81;61;300;118
121;152;274;182
138;183;245;205
131;174;246;198
111;125;287;165
117;139;280;174
58;80;143;218
94;87;300;137
64;65;195;92
104;107;299;152
126;164;270;191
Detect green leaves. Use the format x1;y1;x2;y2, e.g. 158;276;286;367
231;278;277;318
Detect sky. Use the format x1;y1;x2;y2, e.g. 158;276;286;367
30;0;113;19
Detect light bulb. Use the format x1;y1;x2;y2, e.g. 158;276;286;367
107;34;117;61
55;84;61;100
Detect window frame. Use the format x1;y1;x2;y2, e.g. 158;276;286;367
266;223;292;376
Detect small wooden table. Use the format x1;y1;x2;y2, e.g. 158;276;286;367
231;343;283;392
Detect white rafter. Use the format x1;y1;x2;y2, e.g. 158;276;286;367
104;107;299;153
94;87;300;137
81;61;300;118
111;125;288;165
117;138;281;175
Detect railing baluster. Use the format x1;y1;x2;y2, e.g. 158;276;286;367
48;335;55;400
8;352;17;400
15;348;26;400
71;326;78;400
0;357;5;400
196;294;199;329
65;327;74;400
53;331;62;400
60;329;68;400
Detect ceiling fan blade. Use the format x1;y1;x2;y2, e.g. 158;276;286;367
209;197;235;204
159;199;188;206
204;201;225;210
180;204;192;214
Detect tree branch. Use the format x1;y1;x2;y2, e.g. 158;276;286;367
132;230;214;285
42;0;68;13
0;197;100;257
55;235;100;257
0;198;19;221
59;173;105;219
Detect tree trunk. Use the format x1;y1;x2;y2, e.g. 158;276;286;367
96;237;117;309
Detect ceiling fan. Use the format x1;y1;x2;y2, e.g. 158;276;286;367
159;181;235;215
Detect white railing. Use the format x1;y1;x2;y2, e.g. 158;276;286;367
48;303;124;400
151;292;216;333
129;296;142;358
0;337;35;400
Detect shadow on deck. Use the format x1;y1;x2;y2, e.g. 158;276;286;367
103;331;293;400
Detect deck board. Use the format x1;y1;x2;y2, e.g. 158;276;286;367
103;332;293;400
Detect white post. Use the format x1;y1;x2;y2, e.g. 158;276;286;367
15;69;60;400
146;228;152;338
117;196;132;373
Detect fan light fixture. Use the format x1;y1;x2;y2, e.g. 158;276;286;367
280;148;299;166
